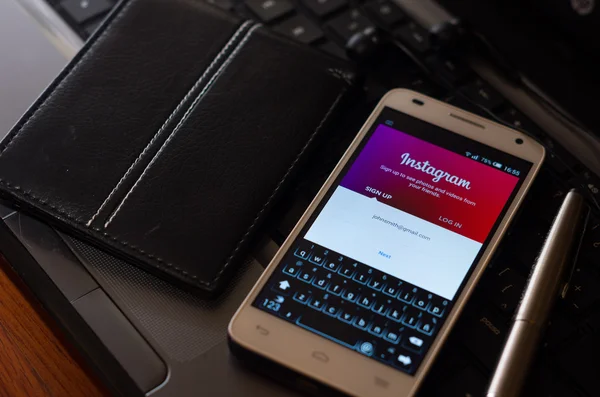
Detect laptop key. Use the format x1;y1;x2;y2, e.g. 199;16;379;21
461;306;508;369
328;9;373;42
246;0;294;23
302;0;347;18
365;0;405;28
61;0;113;24
460;79;505;110
394;22;431;53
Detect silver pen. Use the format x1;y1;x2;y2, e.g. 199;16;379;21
486;189;589;397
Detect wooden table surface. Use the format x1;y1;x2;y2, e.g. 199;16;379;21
0;256;108;397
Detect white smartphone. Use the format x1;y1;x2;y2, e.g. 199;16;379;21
228;89;545;397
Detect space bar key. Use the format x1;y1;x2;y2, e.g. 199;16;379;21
297;310;363;349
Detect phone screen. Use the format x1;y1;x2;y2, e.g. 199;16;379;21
253;107;532;374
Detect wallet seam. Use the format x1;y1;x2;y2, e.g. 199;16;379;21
0;86;345;288
86;19;256;227
104;22;262;229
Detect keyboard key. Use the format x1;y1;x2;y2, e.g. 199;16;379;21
413;292;432;311
460;79;504;110
353;315;370;330
358;293;376;309
372;297;392;316
206;0;235;10
498;107;542;136
367;273;385;290
246;0;294;23
403;332;424;353
328;9;373;42
259;294;286;313
294;289;310;304
342;288;359;302
426;56;471;84
394;22;430;53
308;247;327;266
283;263;301;277
393;348;415;371
323;255;342;272
298;269;315;284
383;281;401;297
365;0;404;28
461;307;508;369
398;286;417;304
387;308;402;322
438;365;488;397
294;243;311;259
401;307;421;328
353;269;369;284
298;309;362;348
428;296;448;317
338;262;357;278
312;273;330;289
272;278;294;295
358;341;376;356
61;0;112;24
327;279;344;295
302;0;347;18
280;302;302;321
368;320;385;337
319;41;348;60
323;297;342;317
416;314;437;335
384;329;401;344
488;265;526;314
308;292;326;311
338;310;355;324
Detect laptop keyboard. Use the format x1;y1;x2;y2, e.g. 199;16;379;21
44;0;600;396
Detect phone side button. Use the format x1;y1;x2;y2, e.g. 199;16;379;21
311;351;330;363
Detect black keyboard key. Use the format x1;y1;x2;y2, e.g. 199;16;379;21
461;307;508;369
439;365;489;397
298;268;316;284
327;278;344;295
382;280;401;297
398;285;417;304
280;301;303;321
367;272;385;290
294;289;310;304
342;287;359;302
383;329;401;344
308;246;327;266
272;278;295;295
283;262;301;277
416;313;437;335
308;291;326;310
353;315;370;330
394;22;431;53
323;255;343;272
392;348;415;372
318;41;348;59
387;307;402;322
312;272;331;290
338;309;356;324
413;291;432;311
246;0;294;22
566;266;600;312
328;9;372;42
323;296;343;317
338;261;357;278
365;0;405;28
368;318;386;337
298;309;362;349
403;331;424;353
302;0;347;18
372;297;392;316
498;107;542;136
426;56;471;84
61;0;112;24
428;296;448;317
401;307;421;328
460;79;505;110
353;269;369;284
294;242;312;259
358;292;377;309
556;332;600;397
489;265;526;314
206;0;235;10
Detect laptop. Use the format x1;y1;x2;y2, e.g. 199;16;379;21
1;0;599;396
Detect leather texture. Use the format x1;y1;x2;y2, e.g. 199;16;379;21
0;0;354;294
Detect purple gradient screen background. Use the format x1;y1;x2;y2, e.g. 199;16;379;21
340;124;520;243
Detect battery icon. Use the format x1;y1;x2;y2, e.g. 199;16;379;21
492;162;503;169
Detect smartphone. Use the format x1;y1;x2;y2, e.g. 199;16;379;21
228;89;545;397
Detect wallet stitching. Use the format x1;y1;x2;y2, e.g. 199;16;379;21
0;86;346;288
86;20;255;227
103;22;262;229
0;0;136;158
210;89;346;285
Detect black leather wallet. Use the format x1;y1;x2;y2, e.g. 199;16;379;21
0;0;354;294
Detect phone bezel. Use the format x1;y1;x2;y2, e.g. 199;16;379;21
228;89;545;397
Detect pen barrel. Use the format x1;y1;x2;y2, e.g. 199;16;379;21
487;190;589;397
